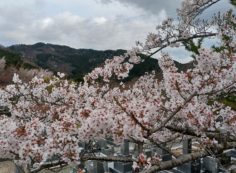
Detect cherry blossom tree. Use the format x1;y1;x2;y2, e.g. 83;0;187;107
0;0;235;172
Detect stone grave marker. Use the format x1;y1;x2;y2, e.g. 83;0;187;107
203;156;218;173
177;139;201;173
109;139;132;173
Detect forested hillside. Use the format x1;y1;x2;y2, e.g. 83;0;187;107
9;43;193;82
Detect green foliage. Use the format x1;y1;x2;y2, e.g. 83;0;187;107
183;38;204;57
123;56;160;82
21;63;35;69
208;95;236;110
8;43;194;83
220;95;236;110
9;43;129;80
0;48;35;70
46;84;54;94
212;45;226;53
65;49;127;77
230;0;236;6
0;49;23;67
70;73;84;83
35;54;51;69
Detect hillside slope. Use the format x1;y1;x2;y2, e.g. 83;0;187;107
9;43;193;82
0;47;52;85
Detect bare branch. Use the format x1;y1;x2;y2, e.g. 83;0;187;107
140;142;236;173
31;161;67;173
114;97;151;132
141;150;207;173
148;137;178;158
151;92;197;134
148;33;216;58
81;155;134;162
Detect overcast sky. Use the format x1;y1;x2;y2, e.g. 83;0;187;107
0;0;234;54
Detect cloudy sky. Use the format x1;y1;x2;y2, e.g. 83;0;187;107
0;0;234;53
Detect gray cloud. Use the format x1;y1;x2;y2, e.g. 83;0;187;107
0;0;169;50
99;0;236;18
1;10;167;50
0;0;235;61
99;0;181;16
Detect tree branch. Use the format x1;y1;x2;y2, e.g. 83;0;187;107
114;97;150;132
141;150;208;173
166;124;236;142
31;160;67;173
148;33;216;57
151;93;197;134
148;137;178;158
140;142;236;173
81;155;134;162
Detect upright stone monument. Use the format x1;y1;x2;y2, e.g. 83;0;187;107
203;156;218;173
92;161;105;173
178;139;201;173
156;143;172;162
110;139;132;173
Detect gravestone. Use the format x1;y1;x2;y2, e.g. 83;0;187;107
178;138;192;173
121;139;129;156
225;149;236;158
39;170;54;173
0;106;10;116
177;159;201;173
178;139;201;173
162;149;172;161
112;162;133;173
97;139;107;150
144;149;152;158
156;144;172;161
191;159;201;173
102;146;114;156
110;139;132;173
92;161;105;173
203;156;218;173
183;138;192;155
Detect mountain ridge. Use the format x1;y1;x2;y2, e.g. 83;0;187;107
8;42;193;82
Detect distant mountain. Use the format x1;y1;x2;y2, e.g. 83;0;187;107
0;47;34;69
8;42;193;82
0;47;39;85
9;43;127;81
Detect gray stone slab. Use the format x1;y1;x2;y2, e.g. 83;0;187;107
177;159;201;173
113;162;132;172
183;139;192;155
178;162;191;173
92;161;104;173
225;149;236;158
203;156;218;173
144;149;152;158
109;167;132;173
191;159;201;173
121;139;129;156
101;146;114;156
97;139;108;149
109;167;122;173
155;145;172;161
